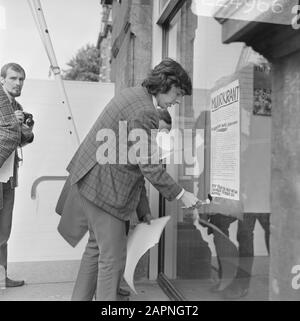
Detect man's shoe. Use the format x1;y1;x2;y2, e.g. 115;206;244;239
210;282;223;293
222;283;248;300
118;287;130;296
5;277;25;288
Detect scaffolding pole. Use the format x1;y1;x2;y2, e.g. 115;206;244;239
27;0;80;146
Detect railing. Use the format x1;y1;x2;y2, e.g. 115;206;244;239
31;176;67;200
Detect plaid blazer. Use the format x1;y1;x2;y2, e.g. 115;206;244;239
0;85;34;210
136;182;151;220
66;86;182;221
0;84;21;167
0;85;21;210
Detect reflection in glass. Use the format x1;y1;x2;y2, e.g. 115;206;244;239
163;2;271;301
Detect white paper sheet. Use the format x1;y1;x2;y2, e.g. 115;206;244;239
0;151;15;182
124;216;171;294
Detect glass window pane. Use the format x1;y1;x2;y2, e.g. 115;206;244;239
164;2;271;301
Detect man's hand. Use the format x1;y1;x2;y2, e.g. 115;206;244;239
139;213;153;225
21;123;33;134
14;110;24;123
180;190;200;209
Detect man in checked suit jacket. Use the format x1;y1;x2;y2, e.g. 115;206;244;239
0;63;34;288
56;58;200;301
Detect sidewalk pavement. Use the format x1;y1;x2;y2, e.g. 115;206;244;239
0;257;269;301
0;260;169;301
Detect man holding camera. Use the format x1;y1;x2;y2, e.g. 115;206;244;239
0;63;34;287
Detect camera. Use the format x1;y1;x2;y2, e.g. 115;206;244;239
23;112;34;127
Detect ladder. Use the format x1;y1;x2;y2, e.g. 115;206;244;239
27;0;80;146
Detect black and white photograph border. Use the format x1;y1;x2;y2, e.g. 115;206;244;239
0;0;300;305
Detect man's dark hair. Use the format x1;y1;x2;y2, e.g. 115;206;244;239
157;108;172;125
1;63;26;79
142;58;192;96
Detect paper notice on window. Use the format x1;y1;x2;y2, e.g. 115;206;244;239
124;216;171;294
0;151;15;182
210;80;240;200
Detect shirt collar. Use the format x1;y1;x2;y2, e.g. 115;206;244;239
152;95;159;109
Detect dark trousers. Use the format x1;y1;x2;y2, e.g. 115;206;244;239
236;213;270;282
0;183;15;272
210;213;270;288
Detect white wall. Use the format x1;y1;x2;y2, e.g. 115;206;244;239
8;79;114;262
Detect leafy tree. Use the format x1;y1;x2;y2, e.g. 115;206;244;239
62;44;101;82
